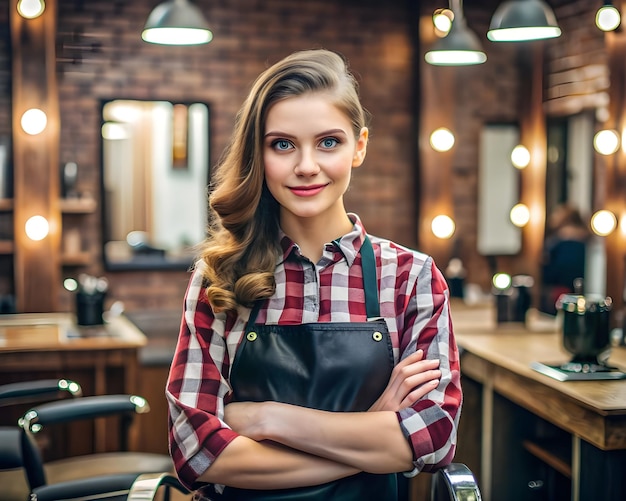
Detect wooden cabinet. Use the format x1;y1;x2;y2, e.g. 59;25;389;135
452;301;626;501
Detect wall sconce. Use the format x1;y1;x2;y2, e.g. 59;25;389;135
510;203;530;227
142;0;213;45
425;0;487;66
511;144;530;168
429;127;455;152
431;214;456;239
24;215;49;241
20;108;47;135
593;129;620;155
487;0;561;42
591;209;617;236
596;1;621;32
17;0;45;19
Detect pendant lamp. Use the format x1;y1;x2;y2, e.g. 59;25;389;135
142;0;213;45
488;0;561;42
425;0;487;66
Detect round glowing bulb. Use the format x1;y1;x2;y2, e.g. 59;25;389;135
591;209;617;236
511;145;530;169
17;0;45;19
492;273;512;290
21;108;47;135
433;9;453;34
593;129;620;155
596;5;621;31
510;203;530;227
24;215;49;241
431;214;456;239
63;278;78;291
430;128;455;152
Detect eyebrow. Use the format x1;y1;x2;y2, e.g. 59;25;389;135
264;128;348;139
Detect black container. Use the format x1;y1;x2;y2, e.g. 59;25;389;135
76;292;105;326
558;294;612;362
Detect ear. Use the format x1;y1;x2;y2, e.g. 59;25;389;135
352;127;369;167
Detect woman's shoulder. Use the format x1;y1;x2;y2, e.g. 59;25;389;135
367;234;432;268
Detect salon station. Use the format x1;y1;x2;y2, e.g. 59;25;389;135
1;0;626;500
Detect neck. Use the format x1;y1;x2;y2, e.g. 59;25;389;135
281;212;354;263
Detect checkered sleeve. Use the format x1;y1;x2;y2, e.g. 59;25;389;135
166;264;239;489
395;255;462;474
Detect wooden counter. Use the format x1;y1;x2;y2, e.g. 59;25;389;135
451;300;626;501
0;313;147;456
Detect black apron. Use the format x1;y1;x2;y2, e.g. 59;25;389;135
204;237;399;501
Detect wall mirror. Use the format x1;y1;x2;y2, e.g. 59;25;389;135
100;99;210;270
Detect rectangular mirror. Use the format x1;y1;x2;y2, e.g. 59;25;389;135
100;99;210;270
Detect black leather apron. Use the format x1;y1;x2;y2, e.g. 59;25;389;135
219;236;398;500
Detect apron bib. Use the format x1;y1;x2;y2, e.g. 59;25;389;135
211;237;397;501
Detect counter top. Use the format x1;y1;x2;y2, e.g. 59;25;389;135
0;312;147;352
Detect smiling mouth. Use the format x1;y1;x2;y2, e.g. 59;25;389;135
289;184;327;197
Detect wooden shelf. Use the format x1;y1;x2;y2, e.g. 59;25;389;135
0;240;14;254
60;197;97;214
523;440;572;479
61;252;92;266
0;199;13;212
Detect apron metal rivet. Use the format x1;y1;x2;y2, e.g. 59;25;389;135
372;331;383;341
247;332;258;342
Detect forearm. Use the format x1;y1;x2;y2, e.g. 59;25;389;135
197;435;359;489
258;403;413;474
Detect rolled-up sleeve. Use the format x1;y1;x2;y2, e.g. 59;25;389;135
166;265;240;490
395;257;462;474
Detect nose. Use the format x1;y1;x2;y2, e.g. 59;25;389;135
294;147;320;176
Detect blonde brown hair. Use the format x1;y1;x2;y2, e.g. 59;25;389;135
201;49;369;314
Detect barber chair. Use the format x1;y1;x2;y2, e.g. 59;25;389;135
0;379;174;501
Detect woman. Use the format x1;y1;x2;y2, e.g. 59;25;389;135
166;48;462;500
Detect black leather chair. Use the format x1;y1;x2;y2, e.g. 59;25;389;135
0;379;174;501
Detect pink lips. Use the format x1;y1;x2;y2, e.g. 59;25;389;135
289;184;326;197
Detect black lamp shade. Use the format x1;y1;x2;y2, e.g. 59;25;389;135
488;0;561;41
142;0;213;45
425;18;487;66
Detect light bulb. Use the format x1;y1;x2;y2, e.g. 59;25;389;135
431;214;456;239
17;0;45;19
429;128;455;152
510;204;530;227
593;129;620;155
21;108;47;135
492;273;512;290
25;215;49;241
591;209;617;236
596;5;621;32
511;145;530;169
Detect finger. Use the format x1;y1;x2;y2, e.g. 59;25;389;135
399;379;440;408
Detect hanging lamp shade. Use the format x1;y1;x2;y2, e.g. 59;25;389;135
425;16;487;66
488;0;561;42
142;0;213;45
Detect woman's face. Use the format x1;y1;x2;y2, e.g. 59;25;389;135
263;93;368;230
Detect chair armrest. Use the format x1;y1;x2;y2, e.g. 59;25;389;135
431;462;482;501
127;472;190;500
0;379;82;406
30;473;142;501
22;394;150;432
0;427;23;469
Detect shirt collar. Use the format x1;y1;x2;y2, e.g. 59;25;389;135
277;213;368;267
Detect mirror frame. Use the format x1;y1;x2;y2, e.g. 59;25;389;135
99;98;211;271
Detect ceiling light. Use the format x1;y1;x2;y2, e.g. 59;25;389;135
425;0;487;66
596;2;621;32
142;0;213;46
488;0;561;42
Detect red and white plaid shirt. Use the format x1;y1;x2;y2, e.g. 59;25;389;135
167;214;462;489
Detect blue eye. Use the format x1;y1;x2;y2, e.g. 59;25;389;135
273;140;292;151
320;138;338;148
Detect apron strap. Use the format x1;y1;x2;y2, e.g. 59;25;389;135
247;235;380;326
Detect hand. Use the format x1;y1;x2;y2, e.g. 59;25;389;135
368;349;441;412
224;401;268;441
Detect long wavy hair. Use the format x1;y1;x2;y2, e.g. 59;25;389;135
200;48;369;314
